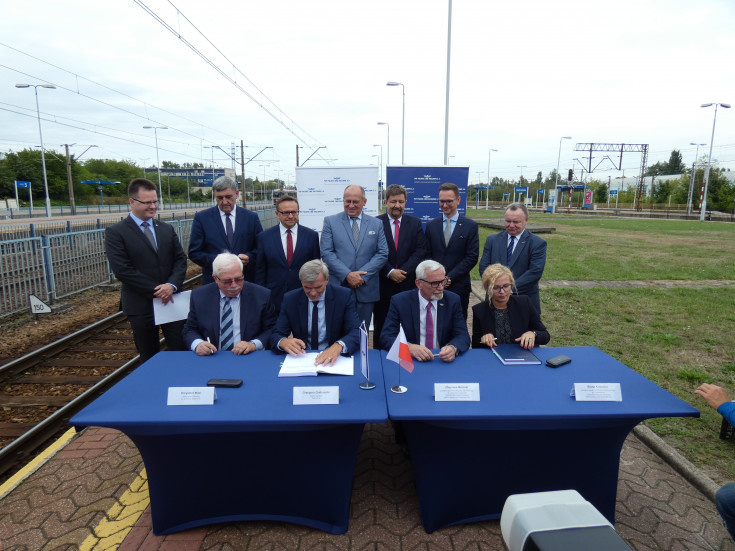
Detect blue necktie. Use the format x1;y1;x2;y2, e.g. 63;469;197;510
220;297;234;351
507;236;515;265
225;213;234;250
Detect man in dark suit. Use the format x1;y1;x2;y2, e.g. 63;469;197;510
183;253;277;355
254;195;320;312
269;260;361;367
379;260;470;363
425;182;479;320
478;202;547;313
373;184;427;345
320;184;388;330
188;175;263;282
105;178;188;362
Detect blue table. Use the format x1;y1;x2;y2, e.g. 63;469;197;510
381;347;699;532
72;350;387;535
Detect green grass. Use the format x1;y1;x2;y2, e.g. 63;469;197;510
466;210;735;483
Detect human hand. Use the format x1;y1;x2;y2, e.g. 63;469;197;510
437;345;456;362
695;383;731;411
314;342;343;367
154;283;175;304
480;333;497;348
232;341;256;355
238;253;250;267
280;338;306;356
346;271;367;288
408;343;434;362
195;341;217;356
515;331;536;349
388;269;407;283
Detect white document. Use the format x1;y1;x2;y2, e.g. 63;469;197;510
167;386;216;405
293;386;340;405
278;353;354;377
153;290;191;325
572;383;622;402
434;383;481;402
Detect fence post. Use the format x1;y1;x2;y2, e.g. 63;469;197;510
41;235;56;304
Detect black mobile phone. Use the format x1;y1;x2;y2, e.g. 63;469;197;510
546;355;572;368
206;378;243;388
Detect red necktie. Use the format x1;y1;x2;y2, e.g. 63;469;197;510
286;229;293;265
425;302;434;349
393;219;400;248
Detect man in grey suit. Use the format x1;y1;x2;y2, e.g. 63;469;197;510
320;184;388;330
478;202;547;313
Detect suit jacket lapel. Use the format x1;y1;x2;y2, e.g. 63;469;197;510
436;297;447;345
410;291;421;342
127;217;158;254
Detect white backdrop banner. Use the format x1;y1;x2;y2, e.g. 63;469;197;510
295;166;380;233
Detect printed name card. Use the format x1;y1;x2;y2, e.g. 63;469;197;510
434;383;480;402
572;383;622;402
167;386;216;405
293;386;340;405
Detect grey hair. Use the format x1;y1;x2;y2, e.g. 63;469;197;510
212;176;239;194
416;259;445;280
212;252;243;277
505;202;529;219
299;259;330;283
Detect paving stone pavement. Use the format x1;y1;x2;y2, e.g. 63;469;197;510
1;284;734;550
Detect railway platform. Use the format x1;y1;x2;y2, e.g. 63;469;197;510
0;419;734;550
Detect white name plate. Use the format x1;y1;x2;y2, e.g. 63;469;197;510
293;386;339;405
435;382;480;402
573;383;622;402
167;386;216;405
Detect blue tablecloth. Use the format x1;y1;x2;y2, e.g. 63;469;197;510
72;350;387;535
381;346;699;532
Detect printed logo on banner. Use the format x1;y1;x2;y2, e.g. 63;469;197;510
300;187;320;194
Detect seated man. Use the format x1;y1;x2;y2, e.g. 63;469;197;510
269;259;361;367
183;253;277;355
379;259;470;362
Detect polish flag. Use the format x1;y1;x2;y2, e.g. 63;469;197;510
386;325;414;373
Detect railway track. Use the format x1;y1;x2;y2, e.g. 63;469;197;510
0;275;201;481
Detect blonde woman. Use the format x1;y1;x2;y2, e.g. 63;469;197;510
472;264;549;350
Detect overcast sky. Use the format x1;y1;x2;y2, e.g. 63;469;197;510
2;0;734;187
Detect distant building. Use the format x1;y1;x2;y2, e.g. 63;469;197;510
143;167;237;192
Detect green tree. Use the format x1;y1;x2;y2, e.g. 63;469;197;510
646;150;686;176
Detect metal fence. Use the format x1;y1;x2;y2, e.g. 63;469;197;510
0;207;278;318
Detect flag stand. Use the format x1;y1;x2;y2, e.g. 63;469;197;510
359;322;376;390
391;366;407;394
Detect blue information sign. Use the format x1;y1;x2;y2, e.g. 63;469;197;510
15;180;30;189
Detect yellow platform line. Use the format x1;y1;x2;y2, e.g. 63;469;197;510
80;468;150;551
0;427;77;500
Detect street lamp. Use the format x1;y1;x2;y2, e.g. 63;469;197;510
373;144;383;183
688;142;706;215
700;103;730;221
486;148;497;210
143;125;168;209
377;122;390;167
15;83;56;217
552;137;572;214
386;82;405;165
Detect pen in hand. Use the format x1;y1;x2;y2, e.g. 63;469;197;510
207;337;214;354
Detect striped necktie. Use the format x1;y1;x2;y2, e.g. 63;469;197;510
220;297;234;351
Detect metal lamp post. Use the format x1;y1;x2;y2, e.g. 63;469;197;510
16;83;56;217
377;122;390;167
373;144;383;183
687;142;706;215
699;102;730;221
552;137;572;214
386;82;405;164
486;148;497;210
143;126;168;209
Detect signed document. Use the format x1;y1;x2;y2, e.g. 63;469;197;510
278;353;354;377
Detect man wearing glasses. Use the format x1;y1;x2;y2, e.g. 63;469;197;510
105;178;188;361
425;182;479;320
189;175;263;283
254;195;320;312
379;260;470;362
183;253;277;355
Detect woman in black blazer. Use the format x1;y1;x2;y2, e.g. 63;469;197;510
472;263;550;350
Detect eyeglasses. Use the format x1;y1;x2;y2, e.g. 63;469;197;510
420;278;448;289
131;198;159;206
215;195;237;202
439;199;456;205
277;210;299;216
215;276;244;285
492;283;512;294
